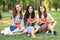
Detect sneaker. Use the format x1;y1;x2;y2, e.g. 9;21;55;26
52;31;57;36
9;32;14;35
1;30;4;34
46;30;51;35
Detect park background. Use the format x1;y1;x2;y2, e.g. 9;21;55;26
0;0;60;40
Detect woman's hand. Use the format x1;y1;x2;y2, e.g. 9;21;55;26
27;18;36;23
14;22;21;27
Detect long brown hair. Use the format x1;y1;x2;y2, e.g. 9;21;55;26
24;5;35;26
38;6;47;18
24;5;35;21
13;3;23;19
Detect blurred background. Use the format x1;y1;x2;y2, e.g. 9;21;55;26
0;0;60;19
0;0;60;12
0;0;60;40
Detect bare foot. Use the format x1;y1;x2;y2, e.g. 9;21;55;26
31;35;36;38
27;34;31;37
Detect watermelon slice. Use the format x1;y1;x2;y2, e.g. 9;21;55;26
14;22;21;27
27;18;36;23
40;18;47;22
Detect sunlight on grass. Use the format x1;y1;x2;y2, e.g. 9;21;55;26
0;18;11;25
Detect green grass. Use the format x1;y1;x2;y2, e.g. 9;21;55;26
0;11;60;40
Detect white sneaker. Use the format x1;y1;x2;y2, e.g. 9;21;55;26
46;30;50;35
1;31;4;34
4;33;8;35
9;32;14;35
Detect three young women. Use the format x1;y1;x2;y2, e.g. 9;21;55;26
1;4;57;37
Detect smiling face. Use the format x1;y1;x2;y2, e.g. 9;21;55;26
15;4;21;12
28;6;33;14
38;6;47;18
13;4;23;19
40;6;45;13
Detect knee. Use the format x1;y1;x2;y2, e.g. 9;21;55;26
48;24;52;29
54;21;57;24
52;21;57;24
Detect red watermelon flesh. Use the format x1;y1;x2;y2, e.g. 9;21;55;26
14;22;21;26
40;18;47;22
27;18;36;23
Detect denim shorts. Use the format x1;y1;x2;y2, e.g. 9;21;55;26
10;25;18;32
25;23;36;33
37;22;45;32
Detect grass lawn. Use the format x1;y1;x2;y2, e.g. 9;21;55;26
0;11;60;40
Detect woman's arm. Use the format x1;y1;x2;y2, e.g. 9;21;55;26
49;15;57;28
11;16;15;25
48;13;57;28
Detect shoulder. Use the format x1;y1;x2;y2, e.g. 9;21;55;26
47;13;51;16
47;13;52;17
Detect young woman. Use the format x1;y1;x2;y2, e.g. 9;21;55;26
24;5;36;38
34;5;57;36
1;3;24;35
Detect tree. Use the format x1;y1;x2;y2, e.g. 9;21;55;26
52;0;60;11
0;0;2;19
0;12;2;20
22;0;25;12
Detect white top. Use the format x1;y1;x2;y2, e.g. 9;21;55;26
36;13;51;18
36;13;54;22
11;15;24;27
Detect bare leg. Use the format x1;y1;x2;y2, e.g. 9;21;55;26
48;21;57;35
51;21;56;29
13;27;25;33
48;21;56;32
21;29;28;34
48;24;54;31
9;27;25;35
41;22;48;32
27;34;31;37
34;22;48;33
30;27;36;38
34;26;40;33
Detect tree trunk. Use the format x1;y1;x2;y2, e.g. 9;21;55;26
0;12;2;20
3;1;6;12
